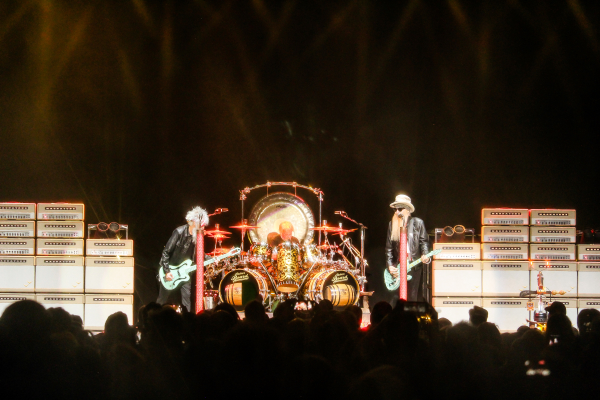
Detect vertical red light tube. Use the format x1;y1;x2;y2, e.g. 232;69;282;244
195;228;205;314
399;228;408;301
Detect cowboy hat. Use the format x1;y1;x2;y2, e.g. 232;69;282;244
389;194;415;213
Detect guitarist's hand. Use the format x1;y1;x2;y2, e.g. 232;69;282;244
165;272;174;281
421;255;431;264
388;266;399;278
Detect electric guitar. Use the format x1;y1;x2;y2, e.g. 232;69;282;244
159;247;241;290
384;249;442;291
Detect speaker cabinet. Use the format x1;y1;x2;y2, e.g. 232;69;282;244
35;256;84;293
529;261;577;297
432;297;482;325
84;294;133;331
483;298;530;332
578;262;600;297
542;299;578;324
0;256;35;292
482;261;530;297
0;293;35;315
432;260;482;296
85;257;134;294
35;294;84;322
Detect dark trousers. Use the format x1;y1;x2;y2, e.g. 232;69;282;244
388;265;425;307
156;280;192;312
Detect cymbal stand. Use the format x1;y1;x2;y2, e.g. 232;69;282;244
335;211;369;307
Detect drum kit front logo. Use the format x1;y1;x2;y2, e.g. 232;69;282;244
331;272;348;284
231;271;250;283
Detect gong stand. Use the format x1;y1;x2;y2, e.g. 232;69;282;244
239;181;324;247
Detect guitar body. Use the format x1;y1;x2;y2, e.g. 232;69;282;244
159;260;195;291
384;249;442;291
159;247;241;291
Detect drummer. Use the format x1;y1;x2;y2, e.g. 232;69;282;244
268;221;300;260
267;221;299;247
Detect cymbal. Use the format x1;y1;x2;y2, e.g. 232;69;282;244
332;228;358;235
310;226;343;232
205;228;231;235
207;233;230;240
230;223;261;230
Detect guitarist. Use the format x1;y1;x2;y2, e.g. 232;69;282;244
156;206;209;312
385;194;431;303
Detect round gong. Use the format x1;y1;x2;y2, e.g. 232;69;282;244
248;192;315;245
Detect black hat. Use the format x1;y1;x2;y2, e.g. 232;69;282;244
545;301;566;315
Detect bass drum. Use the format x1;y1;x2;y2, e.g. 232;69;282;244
219;269;270;311
304;269;359;308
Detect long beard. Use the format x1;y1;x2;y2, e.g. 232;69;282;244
391;213;402;242
191;227;199;243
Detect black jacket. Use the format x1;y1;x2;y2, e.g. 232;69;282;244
160;225;197;273
385;216;430;267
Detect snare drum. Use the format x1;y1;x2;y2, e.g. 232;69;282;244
303;269;359;307
276;242;301;292
219;269;270;311
249;242;272;267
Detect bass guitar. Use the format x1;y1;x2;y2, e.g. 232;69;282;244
159;247;241;290
384;249;442;291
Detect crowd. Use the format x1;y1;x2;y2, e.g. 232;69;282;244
1;298;600;400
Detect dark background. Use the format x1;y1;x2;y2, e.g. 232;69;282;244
1;1;598;308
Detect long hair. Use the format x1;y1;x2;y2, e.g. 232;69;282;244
186;206;209;243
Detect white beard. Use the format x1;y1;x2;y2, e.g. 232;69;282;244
190;226;199;243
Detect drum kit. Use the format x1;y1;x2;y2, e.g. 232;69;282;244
202;182;369;312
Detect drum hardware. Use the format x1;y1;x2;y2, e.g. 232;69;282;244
257;259;279;294
334;211;368;306
296;260;320;294
240;182;323;245
230;220;261;259
204;224;231;236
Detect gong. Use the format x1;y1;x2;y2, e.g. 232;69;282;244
248;192;315;245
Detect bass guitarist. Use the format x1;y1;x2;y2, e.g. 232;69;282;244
385;194;431;304
156;206;209;312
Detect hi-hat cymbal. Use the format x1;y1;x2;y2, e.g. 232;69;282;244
229;223;261;230
207;248;230;256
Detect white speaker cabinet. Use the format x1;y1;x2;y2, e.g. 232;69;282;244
542;299;578;325
85;256;134;294
84;294;133;331
432;260;482;296
0;293;35;316
578;299;600;311
432;297;482;326
529;261;578;297
35;294;84;322
482;261;530;297
35;256;84;293
483;298;530;333
578;262;600;297
0;256;35;292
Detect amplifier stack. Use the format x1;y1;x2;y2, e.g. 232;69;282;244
431;230;483;324
431;208;588;332
0;202;134;329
